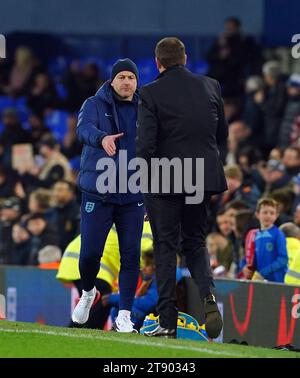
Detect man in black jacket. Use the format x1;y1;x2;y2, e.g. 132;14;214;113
136;37;228;339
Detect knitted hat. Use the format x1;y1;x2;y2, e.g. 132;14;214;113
111;58;138;81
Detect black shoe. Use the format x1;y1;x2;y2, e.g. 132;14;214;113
144;325;176;339
204;293;223;339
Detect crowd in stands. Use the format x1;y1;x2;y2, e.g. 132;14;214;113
0;17;300;288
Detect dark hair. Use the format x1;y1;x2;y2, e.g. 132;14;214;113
285;145;300;159
216;209;227;217
143;251;155;267
25;213;47;227
237;146;263;167
225;17;241;28
225;200;250;211
155;37;186;69
235;209;254;237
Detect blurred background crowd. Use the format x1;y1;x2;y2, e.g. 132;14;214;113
0;14;300;287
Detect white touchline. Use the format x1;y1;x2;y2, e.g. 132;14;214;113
0;327;243;357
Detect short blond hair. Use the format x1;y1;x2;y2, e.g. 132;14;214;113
224;165;243;181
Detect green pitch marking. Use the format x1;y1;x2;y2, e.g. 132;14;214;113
0;321;299;358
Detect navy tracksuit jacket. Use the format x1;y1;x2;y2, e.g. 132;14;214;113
76;81;144;311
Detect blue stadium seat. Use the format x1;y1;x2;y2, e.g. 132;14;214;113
55;81;68;100
0;96;14;116
69;156;81;171
14;96;31;122
48;56;70;79
79;56;105;71
103;58;119;80
136;58;157;86
193;60;209;75
45;109;70;144
0;95;30;123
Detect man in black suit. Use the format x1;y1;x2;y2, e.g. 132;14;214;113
136;37;228;339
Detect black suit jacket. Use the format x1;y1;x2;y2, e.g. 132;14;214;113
136;66;228;195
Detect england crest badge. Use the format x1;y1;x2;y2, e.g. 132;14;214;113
85;201;95;213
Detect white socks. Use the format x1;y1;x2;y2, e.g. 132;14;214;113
118;310;131;318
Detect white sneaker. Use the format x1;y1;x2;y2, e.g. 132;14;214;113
111;314;138;333
72;287;96;324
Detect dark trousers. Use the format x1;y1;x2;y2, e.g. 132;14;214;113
144;193;214;329
79;193;144;311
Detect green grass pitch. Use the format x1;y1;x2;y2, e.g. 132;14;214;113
0;320;299;358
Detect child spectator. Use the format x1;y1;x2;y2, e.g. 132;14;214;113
251;198;288;282
27;188;55;224
216;209;232;238
102;251;158;331
206;232;231;275
223;165;261;210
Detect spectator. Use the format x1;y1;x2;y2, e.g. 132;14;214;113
223;200;255;277
62;114;82;159
63;61;104;112
291;174;300;212
27;72;60;117
56;221;154;330
278;74;300;148
269;147;284;162
224;199;251;227
206;232;232;275
242;76;265;153
282;146;300;178
20;133;72;191
0;58;11;95
293;203;300;227
254;61;287;154
25;213;59;265
259;159;291;196
223;165;261;209
285;249;300;286
0;197;21;264
103;251;158;331
51;180;79;251
11;222;30;265
279;222;300;268
239;228;258;279
3;46;39;97
252;198;288;283
0;108;31;168
27;113;50;154
206;17;262;97
37;245;61;269
216;208;233;238
223;98;242;124
27;188;55;223
270;188;294;225
0;165;26;201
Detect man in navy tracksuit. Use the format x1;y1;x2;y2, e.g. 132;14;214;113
72;59;144;333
